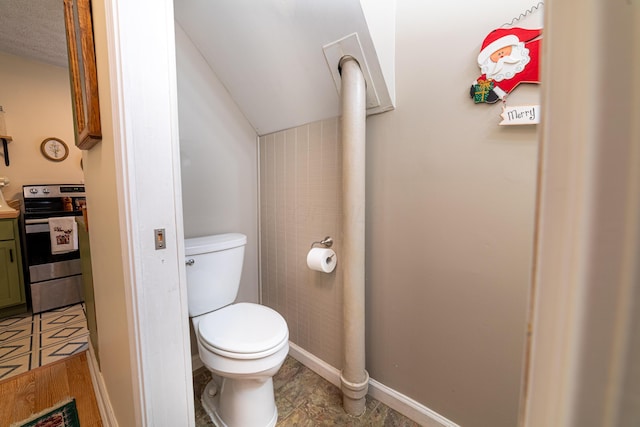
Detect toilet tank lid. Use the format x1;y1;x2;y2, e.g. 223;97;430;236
185;233;247;255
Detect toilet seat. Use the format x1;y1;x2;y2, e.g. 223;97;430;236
198;303;288;360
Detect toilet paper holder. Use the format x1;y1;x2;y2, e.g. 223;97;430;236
310;236;333;249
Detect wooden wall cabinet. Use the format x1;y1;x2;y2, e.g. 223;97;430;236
63;0;102;149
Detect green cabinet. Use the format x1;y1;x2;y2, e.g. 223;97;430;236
0;218;27;317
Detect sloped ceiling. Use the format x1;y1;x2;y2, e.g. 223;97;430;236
174;0;393;135
0;0;68;68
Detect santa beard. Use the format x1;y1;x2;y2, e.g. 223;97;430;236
481;42;531;82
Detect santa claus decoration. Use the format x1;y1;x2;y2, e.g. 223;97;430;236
471;27;542;104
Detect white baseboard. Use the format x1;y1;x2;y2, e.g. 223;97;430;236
368;378;460;427
288;342;459;427
86;344;119;427
288;342;342;387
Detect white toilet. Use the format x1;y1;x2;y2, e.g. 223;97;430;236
185;233;289;427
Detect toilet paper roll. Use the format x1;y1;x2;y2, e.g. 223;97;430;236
306;248;337;273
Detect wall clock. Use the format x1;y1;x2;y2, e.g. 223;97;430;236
40;137;69;162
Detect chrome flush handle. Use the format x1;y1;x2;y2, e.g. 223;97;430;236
186;259;195;266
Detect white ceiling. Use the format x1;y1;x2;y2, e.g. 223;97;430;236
173;0;394;135
1;0;395;136
0;0;68;68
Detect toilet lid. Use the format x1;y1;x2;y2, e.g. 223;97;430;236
198;303;288;354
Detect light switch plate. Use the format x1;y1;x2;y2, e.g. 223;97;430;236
154;228;166;250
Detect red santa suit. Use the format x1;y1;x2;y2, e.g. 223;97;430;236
471;27;542;103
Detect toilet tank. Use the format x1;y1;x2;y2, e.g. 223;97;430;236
185;233;247;317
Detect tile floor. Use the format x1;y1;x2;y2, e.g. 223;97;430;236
0;303;89;381
193;356;421;426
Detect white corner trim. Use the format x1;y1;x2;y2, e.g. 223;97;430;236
87;345;119;427
288;342;459;427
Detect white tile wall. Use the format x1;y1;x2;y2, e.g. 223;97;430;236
260;118;344;368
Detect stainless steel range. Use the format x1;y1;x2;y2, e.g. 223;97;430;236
21;184;86;313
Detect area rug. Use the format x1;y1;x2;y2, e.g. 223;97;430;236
10;397;80;427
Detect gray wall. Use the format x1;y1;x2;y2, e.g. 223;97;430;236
176;23;260;357
259;0;539;425
176;24;259;305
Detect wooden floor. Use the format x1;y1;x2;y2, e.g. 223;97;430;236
0;351;102;426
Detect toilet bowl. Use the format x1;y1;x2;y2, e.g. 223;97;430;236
185;233;289;427
195;303;288;427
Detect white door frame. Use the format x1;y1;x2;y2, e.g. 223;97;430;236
523;1;639;426
104;0;194;425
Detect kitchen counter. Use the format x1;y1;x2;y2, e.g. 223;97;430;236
0;209;19;219
0;198;20;219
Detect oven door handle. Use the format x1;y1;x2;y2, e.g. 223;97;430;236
25;218;50;225
25;217;78;233
25;220;51;234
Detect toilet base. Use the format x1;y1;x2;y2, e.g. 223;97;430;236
201;378;278;427
201;381;224;426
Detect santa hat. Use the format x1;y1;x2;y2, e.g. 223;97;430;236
477;27;542;65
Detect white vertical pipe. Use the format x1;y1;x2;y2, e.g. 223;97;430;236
339;55;369;416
